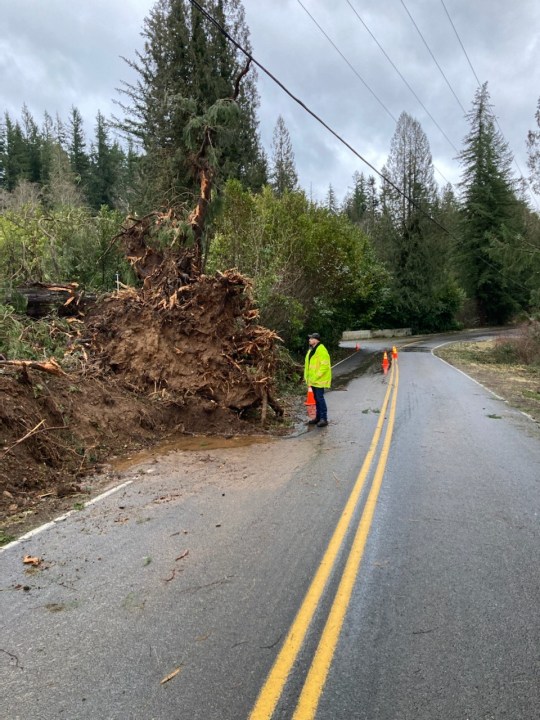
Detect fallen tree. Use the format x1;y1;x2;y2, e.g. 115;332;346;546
86;59;283;421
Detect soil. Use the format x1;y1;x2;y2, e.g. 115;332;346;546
1;264;291;541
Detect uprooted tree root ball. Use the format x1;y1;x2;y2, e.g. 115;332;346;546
1;212;286;530
94;210;284;418
86;270;284;417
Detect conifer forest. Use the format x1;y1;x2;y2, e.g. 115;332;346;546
1;0;540;354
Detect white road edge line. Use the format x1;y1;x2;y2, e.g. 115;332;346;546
331;352;361;370
0;480;133;554
431;342;539;424
431;342;504;400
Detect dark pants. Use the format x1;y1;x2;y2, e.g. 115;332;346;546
312;386;328;421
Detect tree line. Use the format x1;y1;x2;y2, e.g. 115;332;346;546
1;0;540;349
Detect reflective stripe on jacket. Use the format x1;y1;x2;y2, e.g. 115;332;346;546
304;343;331;388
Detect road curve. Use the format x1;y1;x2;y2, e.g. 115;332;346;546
1;332;538;719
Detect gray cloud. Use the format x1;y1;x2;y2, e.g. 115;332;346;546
2;0;539;205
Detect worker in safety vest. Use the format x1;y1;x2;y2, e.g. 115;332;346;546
304;333;331;427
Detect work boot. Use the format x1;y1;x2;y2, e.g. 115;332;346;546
307;418;319;425
317;420;328;427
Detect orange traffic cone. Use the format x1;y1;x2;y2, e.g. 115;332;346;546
392;345;398;360
305;386;316;406
382;351;389;374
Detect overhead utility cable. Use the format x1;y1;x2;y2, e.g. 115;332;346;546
439;0;481;87
296;0;397;125
440;0;539;209
297;0;451;186
187;0;449;236
346;0;458;154
400;0;467;115
187;0;532;295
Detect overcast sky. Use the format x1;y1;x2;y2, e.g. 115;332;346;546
2;0;540;204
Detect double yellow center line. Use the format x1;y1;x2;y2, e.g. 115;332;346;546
250;361;400;720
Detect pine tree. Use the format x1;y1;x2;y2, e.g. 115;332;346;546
269;115;298;196
458;83;522;323
40;112;56;186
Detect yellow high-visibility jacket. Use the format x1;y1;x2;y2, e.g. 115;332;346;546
304;343;332;388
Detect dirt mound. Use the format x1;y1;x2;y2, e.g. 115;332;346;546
86;271;282;415
1;212;286;535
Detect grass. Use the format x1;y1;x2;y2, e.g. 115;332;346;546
0;529;16;546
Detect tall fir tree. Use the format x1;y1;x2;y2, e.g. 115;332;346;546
326;183;338;214
269;115;297;196
116;0;265;210
379;113;436;322
526;96;540;195
2;114;28;191
376;112;459;330
21;105;42;185
343;171;368;224
68;106;90;190
458;82;523;323
87;112;124;210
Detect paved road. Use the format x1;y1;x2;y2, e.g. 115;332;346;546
1;332;539;719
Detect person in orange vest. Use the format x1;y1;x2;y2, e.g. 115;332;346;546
304;333;332;427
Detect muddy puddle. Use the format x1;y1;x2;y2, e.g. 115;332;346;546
111;434;274;472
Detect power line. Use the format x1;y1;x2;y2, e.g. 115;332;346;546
439;0;481;87
297;0;452;186
346;0;459;154
400;0;467;115
439;0;540;210
296;0;397;125
187;0;450;236
186;0;533;296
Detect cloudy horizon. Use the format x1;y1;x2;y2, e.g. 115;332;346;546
2;0;540;205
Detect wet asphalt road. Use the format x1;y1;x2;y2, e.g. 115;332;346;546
1;331;539;719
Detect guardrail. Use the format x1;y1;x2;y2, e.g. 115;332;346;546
342;328;412;340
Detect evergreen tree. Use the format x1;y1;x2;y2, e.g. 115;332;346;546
117;0;265;209
269;115;297;196
375;111;452;329
344;171;368;224
527;96;540;195
0;117;7;189
21;105;42;184
68;107;90;189
87;112;124;210
458;83;522;323
40;112;56;186
326;183;338;214
3;114;28;191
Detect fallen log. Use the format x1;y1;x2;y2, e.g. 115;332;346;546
14;283;96;318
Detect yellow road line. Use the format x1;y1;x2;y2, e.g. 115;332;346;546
249;364;396;720
292;362;400;719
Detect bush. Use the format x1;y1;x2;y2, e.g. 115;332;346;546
0;304;72;361
492;321;540;366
